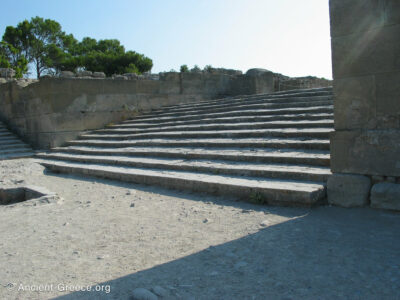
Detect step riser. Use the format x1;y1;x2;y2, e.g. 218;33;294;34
55;148;330;167
111;114;334;129
38;154;329;182
41;162;326;206
97;122;334;135
123;107;334;124
80;130;331;140
67;140;330;150
149;96;333;116
130;100;334;121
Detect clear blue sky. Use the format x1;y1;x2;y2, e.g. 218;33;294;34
0;0;332;78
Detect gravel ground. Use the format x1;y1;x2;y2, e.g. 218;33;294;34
0;158;399;300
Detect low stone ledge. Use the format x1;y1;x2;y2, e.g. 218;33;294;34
371;182;400;211
327;173;371;207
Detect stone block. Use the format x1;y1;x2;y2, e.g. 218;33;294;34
385;0;400;25
375;71;400;129
330;129;400;177
327;173;371;207
329;0;386;37
59;71;75;78
333;76;376;130
331;24;400;78
92;72;106;78
370;182;400;210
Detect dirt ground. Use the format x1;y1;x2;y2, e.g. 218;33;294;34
0;158;399;300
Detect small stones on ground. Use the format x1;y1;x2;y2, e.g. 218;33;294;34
131;288;158;300
151;286;169;297
260;220;270;227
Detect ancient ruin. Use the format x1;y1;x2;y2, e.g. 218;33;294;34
0;1;399;299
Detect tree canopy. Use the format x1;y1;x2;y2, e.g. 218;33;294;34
1;17;152;78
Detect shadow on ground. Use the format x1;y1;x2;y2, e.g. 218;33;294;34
51;195;400;300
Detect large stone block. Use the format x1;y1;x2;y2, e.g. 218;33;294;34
333;76;376;130
327;173;371;207
385;0;400;25
375;71;400;129
370;182;400;210
331;24;400;79
330;130;400;176
329;0;386;37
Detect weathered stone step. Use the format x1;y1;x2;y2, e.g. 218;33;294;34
67;137;330;150
0;147;33;155
38;152;331;182
123;106;334;125
159;88;333;111
0;151;35;160
97;120;334;135
149;95;333;116
130;100;333;121
39;160;327;206
0;142;30;150
0;131;14;137
0;136;21;143
52;146;330;166
80;128;333;141
111;113;333;129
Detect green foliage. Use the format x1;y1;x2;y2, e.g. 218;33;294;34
191;65;201;73
1;16;153;78
248;191;266;204
0;41;28;78
180;64;189;72
204;65;213;73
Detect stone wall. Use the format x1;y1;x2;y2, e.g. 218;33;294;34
0;70;274;149
328;0;400;210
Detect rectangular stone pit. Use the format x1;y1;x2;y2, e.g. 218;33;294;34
0;186;57;206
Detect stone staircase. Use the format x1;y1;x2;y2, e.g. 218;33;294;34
0;121;35;160
37;87;334;206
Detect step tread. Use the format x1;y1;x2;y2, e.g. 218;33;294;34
111;113;334;128
98;120;334;133
54;145;330;159
39;159;326;194
80;127;333;140
40;152;331;175
123;106;333;124
132;101;334;121
69;137;330;145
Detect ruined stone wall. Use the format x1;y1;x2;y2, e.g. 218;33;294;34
0;70;274;149
328;0;400;210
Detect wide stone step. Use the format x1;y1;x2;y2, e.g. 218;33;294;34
0;151;35;160
39;160;327;206
80;128;333;140
0;142;30;150
38;152;331;182
131;100;333;121
111;113;333;129
0;147;32;155
67;137;330;150
148;95;333;116
159;88;333;111
97;120;334;135
52;146;330;166
123;106;334;125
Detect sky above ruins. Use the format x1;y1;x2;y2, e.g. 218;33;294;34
0;0;332;79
